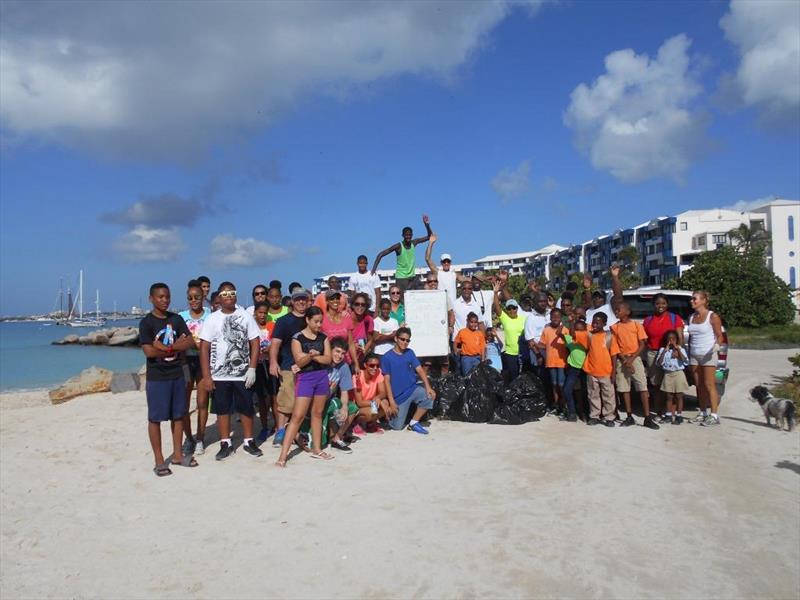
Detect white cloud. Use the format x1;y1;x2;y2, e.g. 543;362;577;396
720;0;800;128
208;234;290;268
0;1;544;160
563;34;710;183
724;195;775;213
113;226;186;262
491;160;531;202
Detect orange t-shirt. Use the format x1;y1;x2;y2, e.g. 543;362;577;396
610;320;646;356
583;331;613;378
353;370;384;403
455;327;486;357
540;325;568;368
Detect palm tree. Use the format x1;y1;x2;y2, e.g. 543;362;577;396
728;223;770;254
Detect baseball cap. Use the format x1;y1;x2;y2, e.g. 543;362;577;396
291;289;310;300
440;253;452;262
591;289;605;299
505;299;519;309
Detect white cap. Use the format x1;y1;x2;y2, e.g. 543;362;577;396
440;253;452;262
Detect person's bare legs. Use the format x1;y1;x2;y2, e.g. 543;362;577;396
148;421;165;467
690;365;707;412
256;396;270;431
170;418;183;463
621;391;632;417
703;365;719;414
640;390;651;417
216;414;231;444
277;397;311;465
241;414;254;440
195;386;209;442
310;395;328;454
411;406;428;423
182;381;195;445
665;392;675;415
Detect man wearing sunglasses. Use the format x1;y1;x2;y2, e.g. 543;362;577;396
380;327;437;434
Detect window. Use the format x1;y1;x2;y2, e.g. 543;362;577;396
712;234;727;244
680;222;687;231
670;223;676;234
789;215;795;242
697;237;705;246
790;267;796;289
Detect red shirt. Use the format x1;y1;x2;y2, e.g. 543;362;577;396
642;312;685;350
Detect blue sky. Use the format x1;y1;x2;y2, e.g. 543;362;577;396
1;0;798;315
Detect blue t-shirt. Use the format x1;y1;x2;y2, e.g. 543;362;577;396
486;340;503;373
380;348;421;405
328;362;354;395
272;313;306;370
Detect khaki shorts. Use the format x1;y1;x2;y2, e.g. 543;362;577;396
660;370;689;394
645;349;664;386
276;370;296;413
615;356;648;393
689;349;716;367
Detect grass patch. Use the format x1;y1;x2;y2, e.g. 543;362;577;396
769;353;800;404
727;324;800;349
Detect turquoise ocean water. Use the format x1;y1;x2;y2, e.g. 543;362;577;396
0;320;145;392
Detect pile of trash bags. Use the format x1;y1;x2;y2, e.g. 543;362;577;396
431;363;547;425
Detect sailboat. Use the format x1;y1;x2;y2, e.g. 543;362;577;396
67;270;107;327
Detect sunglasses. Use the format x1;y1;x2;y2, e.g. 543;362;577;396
352;302;367;307
187;295;202;300
366;363;380;368
218;290;237;298
390;291;401;295
397;337;411;343
254;291;267;296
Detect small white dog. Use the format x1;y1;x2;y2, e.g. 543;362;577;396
749;386;796;432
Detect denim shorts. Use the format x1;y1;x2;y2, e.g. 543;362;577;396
549;367;566;387
388;385;434;430
146;377;187;422
211;380;254;416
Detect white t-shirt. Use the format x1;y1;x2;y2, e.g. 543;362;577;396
373;316;400;355
452;295;492;341
523;309;550;343
586;304;618;331
199;307;260;381
438;269;457;308
349;271;382;311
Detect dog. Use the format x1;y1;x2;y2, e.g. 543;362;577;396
749;386;796;432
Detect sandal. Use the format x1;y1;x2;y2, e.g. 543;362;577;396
170;455;199;468
309;451;335;460
153;463;173;477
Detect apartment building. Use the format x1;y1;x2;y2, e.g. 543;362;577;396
751;199;800;288
473;245;565;277
312;263;478;295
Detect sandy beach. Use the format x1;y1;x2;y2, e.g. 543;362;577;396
1;348;798;599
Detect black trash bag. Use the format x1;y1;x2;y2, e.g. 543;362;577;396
430;373;465;419
492;372;548;425
454;362;500;423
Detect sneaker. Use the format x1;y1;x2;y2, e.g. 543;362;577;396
603;419;616;427
621;415;636;427
256;428;272;445
352;424;367;436
273;427;285;447
242;440;263;457
643;416;661;430
659;415;673;425
343;434;361;444
330;440;352;453
566;413;578;422
182;438;196;456
586;418;601;426
215;441;233;461
690;413;707;424
407;422;429;435
195;440;205;455
673;415;684;425
700;415;720;427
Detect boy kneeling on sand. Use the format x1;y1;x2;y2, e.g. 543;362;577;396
139;283;198;477
199;282;263;461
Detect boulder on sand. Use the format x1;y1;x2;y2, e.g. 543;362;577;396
48;366;114;404
110;372;139;394
53;334;80;345
107;329;138;346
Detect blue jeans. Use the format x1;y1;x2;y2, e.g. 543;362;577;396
388;385;434;430
563;366;584;417
460;355;481;375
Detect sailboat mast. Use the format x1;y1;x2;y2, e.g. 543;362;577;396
95;289;100;320
79;270;84;319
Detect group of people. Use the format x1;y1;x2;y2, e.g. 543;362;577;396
139;216;726;477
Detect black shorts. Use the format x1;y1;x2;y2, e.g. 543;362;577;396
211;380;255;417
254;363;275;399
185;355;201;382
146;377;187;422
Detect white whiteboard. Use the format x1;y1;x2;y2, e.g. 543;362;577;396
404;290;449;357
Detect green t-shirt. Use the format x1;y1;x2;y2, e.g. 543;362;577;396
396;242;415;279
563;333;587;369
390;304;405;325
498;311;526;356
266;306;289;323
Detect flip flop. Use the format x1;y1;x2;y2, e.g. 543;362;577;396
309;451;334;461
170;455;199;468
153;463;173;477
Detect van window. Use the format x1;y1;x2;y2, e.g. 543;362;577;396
624;294;693;321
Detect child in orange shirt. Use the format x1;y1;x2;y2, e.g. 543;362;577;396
537;307;569;415
610;302;659;430
455;312;487;375
583;312;616;426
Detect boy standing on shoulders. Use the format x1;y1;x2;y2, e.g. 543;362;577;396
380;327;437;434
139;283;198;477
610;302;659;430
199;282;264;460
